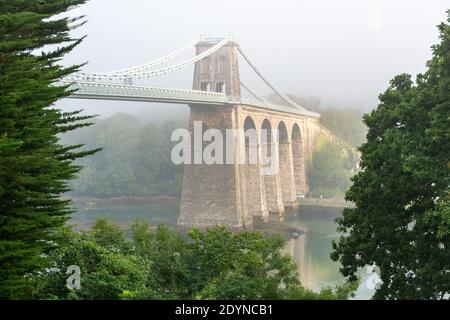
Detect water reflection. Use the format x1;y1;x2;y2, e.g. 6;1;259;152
284;207;374;299
285;213;343;291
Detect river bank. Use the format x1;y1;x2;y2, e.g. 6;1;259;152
69;195;180;208
69;195;350;210
68;195;346;238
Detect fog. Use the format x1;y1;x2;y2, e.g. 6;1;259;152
58;0;449;119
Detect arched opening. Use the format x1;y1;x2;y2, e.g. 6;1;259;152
244;116;257;159
243;116;256;130
200;82;210;92
278;121;296;207
291;123;307;196
261;119;272;156
278;121;289;143
292;123;302;142
216;82;225;93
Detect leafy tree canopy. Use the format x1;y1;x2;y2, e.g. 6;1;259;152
331;12;450;300
308;135;357;198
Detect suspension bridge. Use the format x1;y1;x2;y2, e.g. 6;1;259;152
63;36;332;228
62;36;319;117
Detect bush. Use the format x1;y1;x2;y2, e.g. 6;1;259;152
32;219;356;300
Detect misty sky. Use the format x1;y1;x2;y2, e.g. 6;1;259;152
59;0;449;117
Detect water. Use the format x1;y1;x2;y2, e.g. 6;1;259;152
285;208;373;299
71;201;180;227
70;200;373;299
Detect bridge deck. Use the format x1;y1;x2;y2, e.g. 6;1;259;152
61;81;320;118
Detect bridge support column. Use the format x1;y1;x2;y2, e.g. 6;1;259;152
292;140;308;196
279;140;299;210
178;105;250;229
261;141;285;222
244;144;269;223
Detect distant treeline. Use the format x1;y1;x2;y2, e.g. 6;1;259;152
62;106;365;198
61;113;184;198
320;108;367;147
309;108;365;197
269;93;367;147
308;136;359;198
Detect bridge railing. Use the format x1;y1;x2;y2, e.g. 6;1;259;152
239;97;320;118
60;80;229;104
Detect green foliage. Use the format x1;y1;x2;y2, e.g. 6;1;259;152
32;219;355;300
144;224;191;298
61;113;184;197
188;228;299;299
285;280;359;300
308;136;356;197
90;218;131;253
0;0;99;298
33;226;149;300
331;12;450;300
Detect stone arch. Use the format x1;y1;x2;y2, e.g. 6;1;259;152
242;116;268;223
243;116;258;164
291;123;307;195
292;123;302;142
261;119;284;220
277;121;289;143
261;119;272;155
244;115;256;130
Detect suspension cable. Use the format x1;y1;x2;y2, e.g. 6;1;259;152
96;37;201;77
73;36;231;81
237;46;316;115
240;80;270;104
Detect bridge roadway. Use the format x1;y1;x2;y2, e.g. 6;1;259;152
61;80;320;118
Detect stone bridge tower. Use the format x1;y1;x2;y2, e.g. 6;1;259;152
178;38;250;229
192;38;241;98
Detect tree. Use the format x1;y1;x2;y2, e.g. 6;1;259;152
189;227;301;299
308;136;355;197
0;0;98;298
32;226;150;300
63;115;185;198
331;13;450;299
